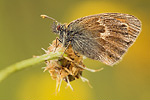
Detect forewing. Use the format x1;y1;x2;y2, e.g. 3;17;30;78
67;13;141;66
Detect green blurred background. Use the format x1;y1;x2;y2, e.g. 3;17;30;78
0;0;150;100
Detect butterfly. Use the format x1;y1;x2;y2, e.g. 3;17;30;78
41;13;141;66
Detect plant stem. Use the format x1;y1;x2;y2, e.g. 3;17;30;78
0;52;64;83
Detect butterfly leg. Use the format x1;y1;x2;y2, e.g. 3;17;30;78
74;51;80;57
64;56;104;72
54;37;62;52
62;41;71;56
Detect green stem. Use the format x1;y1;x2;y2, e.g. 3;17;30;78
0;52;64;83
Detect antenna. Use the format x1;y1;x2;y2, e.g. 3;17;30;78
40;14;58;23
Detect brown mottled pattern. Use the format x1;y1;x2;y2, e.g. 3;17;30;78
66;13;141;66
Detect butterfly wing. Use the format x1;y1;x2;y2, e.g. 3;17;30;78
67;13;141;66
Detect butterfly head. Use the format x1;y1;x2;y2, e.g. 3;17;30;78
52;22;66;35
40;15;67;43
52;22;68;44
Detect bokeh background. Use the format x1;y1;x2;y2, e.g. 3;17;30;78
0;0;150;100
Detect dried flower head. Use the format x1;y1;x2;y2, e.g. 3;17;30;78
43;38;103;92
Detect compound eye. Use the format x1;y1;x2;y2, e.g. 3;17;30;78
57;25;61;31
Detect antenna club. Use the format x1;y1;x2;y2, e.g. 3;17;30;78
40;14;58;23
40;15;48;19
